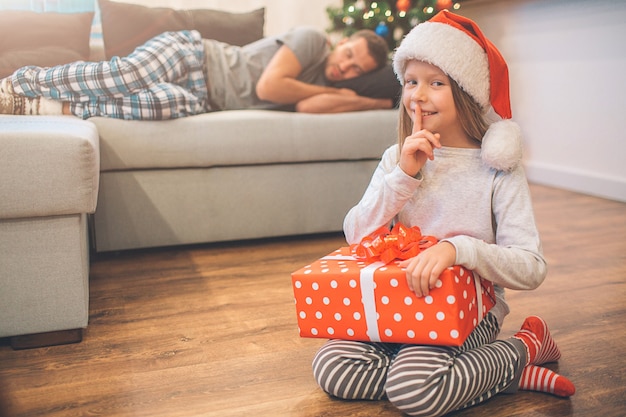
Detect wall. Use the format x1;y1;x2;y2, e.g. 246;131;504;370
457;0;626;202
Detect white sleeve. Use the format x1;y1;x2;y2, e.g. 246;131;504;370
343;145;422;244
444;166;547;290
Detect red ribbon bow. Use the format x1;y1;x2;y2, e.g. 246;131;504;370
351;223;438;265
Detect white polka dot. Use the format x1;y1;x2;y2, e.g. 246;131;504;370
467;276;471;285
450;329;459;339
454;275;459;283
415;312;424;321
459;268;465;277
315;311;322;319
311;328;318;335
473;318;477;326
305;297;313;305
334;313;342;321
435;279;443;288
321;268;330;273
294;280;302;288
447;295;456;304
354;312;362;320
429;331;438;340
304;269;312;275
390;278;399;287
404;296;413;305
349;280;358;288
312;282;319;290
385;329;393;337
381;296;390;305
323;297;330;305
299;311;306;319
330;280;338;288
407;330;415;338
425;296;433;304
463;290;468;299
459;310;465;319
343;297;351;306
380;267;388;272
327;327;335;335
394;313;402;322
347;328;355;336
436;312;445;321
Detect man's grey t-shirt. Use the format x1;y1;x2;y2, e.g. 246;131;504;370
203;26;330;111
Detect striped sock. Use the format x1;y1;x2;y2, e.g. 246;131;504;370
512;316;561;366
519;365;575;397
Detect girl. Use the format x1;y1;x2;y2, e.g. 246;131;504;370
311;11;575;417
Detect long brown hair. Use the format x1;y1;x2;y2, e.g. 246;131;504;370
397;75;489;149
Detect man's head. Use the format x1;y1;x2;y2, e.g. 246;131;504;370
324;30;389;82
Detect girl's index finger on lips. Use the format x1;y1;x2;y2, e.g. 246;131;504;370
412;105;422;134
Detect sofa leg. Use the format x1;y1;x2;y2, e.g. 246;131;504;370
10;328;83;350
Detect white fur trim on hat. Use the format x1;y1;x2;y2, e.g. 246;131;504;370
481;119;523;171
393;20;490;112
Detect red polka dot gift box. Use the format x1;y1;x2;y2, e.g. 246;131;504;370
291;225;496;346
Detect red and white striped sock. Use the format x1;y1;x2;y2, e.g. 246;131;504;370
512;316;561;366
519;365;575;397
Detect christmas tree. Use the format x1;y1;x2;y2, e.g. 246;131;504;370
327;0;464;52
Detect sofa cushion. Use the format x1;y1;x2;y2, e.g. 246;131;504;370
0;116;100;219
0;11;94;78
98;0;265;59
91;110;397;172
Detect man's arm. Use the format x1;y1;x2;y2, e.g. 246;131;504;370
295;93;394;113
256;45;342;104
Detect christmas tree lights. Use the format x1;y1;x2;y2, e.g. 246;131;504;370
327;0;464;51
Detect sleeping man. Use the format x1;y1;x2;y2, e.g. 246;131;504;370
0;27;397;120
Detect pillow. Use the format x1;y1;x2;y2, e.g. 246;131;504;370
98;0;265;59
0;11;94;78
332;64;402;106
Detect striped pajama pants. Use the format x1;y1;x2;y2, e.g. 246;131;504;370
11;30;209;120
312;313;524;417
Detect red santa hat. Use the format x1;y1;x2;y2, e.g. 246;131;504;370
393;10;523;171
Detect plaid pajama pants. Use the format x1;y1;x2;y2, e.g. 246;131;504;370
312;313;524;417
12;30;209;120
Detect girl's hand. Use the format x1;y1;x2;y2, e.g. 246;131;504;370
398;241;456;297
398;105;441;177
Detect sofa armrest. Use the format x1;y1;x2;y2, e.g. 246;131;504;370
0;115;100;219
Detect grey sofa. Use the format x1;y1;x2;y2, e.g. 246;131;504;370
91;109;397;251
0;108;397;345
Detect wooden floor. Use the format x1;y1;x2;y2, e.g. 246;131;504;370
0;184;625;417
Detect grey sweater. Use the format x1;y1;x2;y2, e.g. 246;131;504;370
344;144;547;327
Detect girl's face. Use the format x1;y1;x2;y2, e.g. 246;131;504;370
401;60;464;141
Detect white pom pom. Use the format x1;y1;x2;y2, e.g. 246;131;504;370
481;120;523;171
